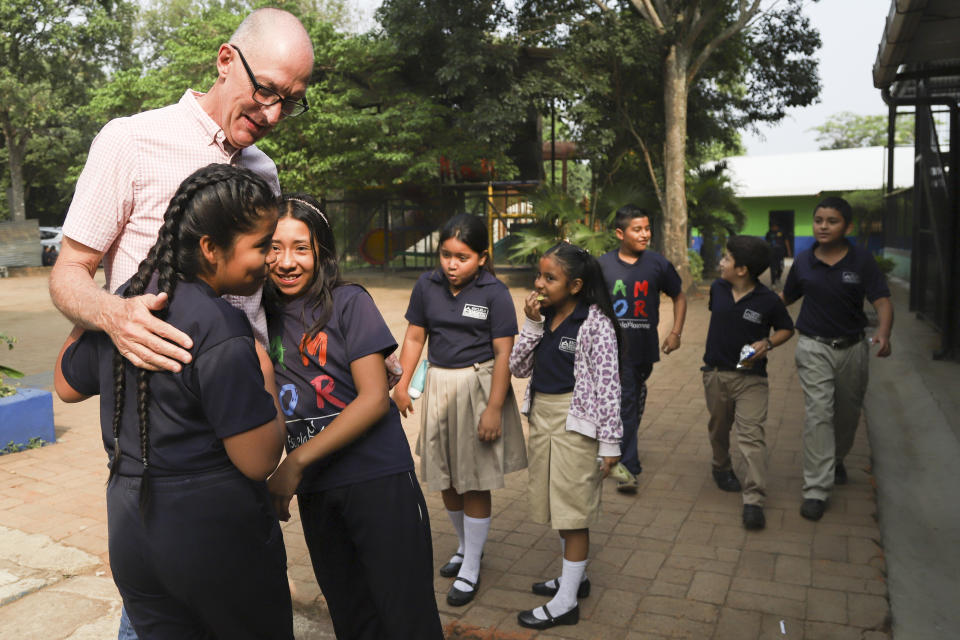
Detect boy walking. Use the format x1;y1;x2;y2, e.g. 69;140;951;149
702;236;794;530
782;197;893;521
598;205;687;493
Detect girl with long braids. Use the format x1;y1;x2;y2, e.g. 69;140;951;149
264;194;444;639
54;164;292;639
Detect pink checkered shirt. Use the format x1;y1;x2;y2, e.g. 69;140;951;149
64;90;281;344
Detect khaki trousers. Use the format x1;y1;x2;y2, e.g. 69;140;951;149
702;370;769;506
795;335;869;500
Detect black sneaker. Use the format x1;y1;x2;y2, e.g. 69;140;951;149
742;504;765;530
712;469;742;492
834;461;848;485
800;498;826;521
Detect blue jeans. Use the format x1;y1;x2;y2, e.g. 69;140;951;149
118;606;138;640
619;360;653;475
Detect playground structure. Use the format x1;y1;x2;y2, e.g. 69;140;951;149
327;181;542;271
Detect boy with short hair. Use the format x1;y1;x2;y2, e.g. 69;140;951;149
782;196;893;522
702;235;795;530
598;205;687;493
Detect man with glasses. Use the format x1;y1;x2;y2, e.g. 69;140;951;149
51;8;313;371
49;8;313;640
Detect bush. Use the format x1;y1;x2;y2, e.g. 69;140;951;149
688;249;704;283
875;255;895;276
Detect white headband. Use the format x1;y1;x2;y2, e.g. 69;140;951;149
286;198;329;226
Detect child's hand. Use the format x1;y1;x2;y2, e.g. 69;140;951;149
599;456;620;478
871;333;892;357
267;456;303;521
746;339;770;363
661;332;681;354
477;407;502;442
523;290;543;322
392;387;414;417
384;354;403;388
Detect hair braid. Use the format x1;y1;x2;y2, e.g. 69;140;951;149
136;369;152;518
106;351;125;485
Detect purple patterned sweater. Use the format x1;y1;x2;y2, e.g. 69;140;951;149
509;304;623;457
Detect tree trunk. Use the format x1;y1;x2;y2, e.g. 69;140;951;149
4;134;27;223
662;44;692;288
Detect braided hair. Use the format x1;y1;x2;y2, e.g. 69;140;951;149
543;242;623;359
108;163;277;518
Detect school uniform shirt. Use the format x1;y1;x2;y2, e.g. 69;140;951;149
702;279;794;377
268;285;414;493
404;269;518;368
783;240;891;339
60;279;277;477
598;250;682;365
531;302;589;393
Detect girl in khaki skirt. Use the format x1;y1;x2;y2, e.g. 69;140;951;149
509;242;623;631
393;214;527;607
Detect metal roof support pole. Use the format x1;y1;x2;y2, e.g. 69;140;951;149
882;87;960;358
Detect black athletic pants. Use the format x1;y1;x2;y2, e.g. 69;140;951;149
108;467;293;640
298;471;444;640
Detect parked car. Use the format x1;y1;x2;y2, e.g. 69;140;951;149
39;227;62;252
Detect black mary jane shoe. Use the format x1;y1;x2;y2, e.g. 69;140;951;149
531;578;591;598
446;577;479;607
439;553;463;578
517;603;580;630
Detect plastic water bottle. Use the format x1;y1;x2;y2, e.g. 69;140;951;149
408;360;429;399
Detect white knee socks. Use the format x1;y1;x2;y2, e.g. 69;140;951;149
446;508;465;559
533;558;586;620
454;515;489;592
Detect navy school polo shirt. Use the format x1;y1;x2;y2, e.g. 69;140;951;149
60;279;277;477
531;302;589;393
404;269;518;368
268;284;414;493
597;249;682;366
783;241;890;339
702;279;794;377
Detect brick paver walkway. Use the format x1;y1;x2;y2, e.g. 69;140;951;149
0;272;890;639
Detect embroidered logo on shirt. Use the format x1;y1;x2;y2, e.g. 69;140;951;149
842;271;861;284
559;337;577;353
742;309;763;324
462;304;489;320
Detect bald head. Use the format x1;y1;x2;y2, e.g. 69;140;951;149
230;8;314;62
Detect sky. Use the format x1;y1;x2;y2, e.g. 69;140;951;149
352;0;895;157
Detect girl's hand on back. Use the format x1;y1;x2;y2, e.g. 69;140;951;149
599;456;620;479
392;387;414;417
477;407;502;442
267;455;304;521
523;290;543;322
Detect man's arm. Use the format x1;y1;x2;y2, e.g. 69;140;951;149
49;237;193;372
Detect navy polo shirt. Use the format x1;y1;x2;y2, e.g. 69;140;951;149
783;241;890;338
597;250;682;365
268;284;414;493
61;279;277;477
531;302;589;393
404;269;518;368
702;279;794;377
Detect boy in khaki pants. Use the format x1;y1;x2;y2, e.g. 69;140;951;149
701;236;794;530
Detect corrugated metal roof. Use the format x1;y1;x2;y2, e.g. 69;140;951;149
721;146;915;198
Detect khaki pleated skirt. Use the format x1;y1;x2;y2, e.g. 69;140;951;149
527;391;602;530
416;360;527;493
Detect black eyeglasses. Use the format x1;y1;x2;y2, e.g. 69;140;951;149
230;45;309;117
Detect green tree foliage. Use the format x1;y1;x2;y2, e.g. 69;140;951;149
517;0;820;284
0;0;136;223
812;111;915;149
